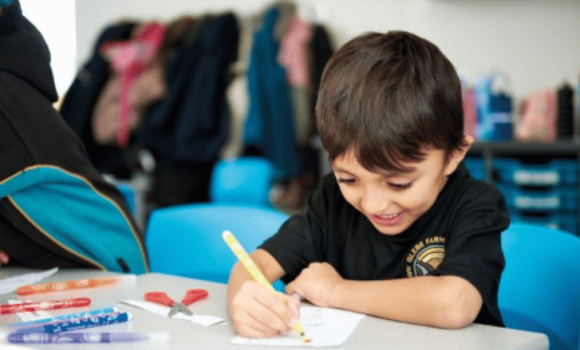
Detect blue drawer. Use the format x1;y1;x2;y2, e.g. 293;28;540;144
508;210;578;235
496;184;579;212
493;158;578;186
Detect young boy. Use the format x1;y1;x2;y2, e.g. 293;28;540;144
226;30;509;337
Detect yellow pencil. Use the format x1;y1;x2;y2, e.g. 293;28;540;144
222;230;310;343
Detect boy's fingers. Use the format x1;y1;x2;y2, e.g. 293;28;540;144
285;281;296;296
235;321;280;338
257;293;298;329
231;300;286;335
242;310;283;336
287;294;301;315
232;281;299;334
251;297;291;332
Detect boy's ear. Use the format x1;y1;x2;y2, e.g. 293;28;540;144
444;135;474;176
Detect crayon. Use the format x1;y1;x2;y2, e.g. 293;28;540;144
8;332;149;344
222;230;310;343
9;307;117;329
14;311;130;334
17;277;120;295
0;298;91;314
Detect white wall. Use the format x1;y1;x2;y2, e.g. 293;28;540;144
72;0;579;99
19;0;76;96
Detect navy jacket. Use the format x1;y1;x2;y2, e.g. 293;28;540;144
139;13;239;164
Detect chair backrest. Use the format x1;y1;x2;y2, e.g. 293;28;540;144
145;203;288;289
209;157;275;207
499;223;580;350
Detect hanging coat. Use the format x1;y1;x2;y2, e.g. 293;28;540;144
60;21;139;178
138;13;239;164
243;5;302;181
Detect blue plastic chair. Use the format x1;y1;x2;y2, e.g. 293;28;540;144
499;223;580;350
145;203;289;290
209;157;275;207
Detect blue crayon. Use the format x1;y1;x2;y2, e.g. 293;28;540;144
8;332;149;344
14;311;130;334
10;307;117;329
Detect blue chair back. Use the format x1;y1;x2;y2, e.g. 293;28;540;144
499;223;580;350
145;203;288;290
209;157;275;207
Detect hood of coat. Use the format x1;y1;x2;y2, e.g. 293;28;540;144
0;0;58;102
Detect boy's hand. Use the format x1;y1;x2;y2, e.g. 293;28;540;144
230;280;300;338
0;250;9;266
286;262;343;307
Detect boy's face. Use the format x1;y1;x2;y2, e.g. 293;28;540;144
332;146;466;236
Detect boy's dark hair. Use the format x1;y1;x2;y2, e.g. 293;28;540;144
316;30;466;172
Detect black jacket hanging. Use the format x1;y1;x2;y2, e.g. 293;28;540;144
138;13;239;164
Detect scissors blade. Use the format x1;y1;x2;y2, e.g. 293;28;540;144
177;303;193;316
167;304;180;318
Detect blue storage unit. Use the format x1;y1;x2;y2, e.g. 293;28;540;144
493;157;578;186
467;142;580;236
496;184;579;212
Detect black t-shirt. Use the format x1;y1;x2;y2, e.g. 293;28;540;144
260;163;509;327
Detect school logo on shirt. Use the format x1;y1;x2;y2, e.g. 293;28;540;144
406;236;446;277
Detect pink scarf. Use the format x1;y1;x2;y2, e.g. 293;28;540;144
100;22;166;147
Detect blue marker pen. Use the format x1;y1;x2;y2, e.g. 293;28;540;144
10;307;117;329
8;332;149;344
15;311;130;334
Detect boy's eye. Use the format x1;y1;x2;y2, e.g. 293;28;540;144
388;182;412;190
337;178;356;185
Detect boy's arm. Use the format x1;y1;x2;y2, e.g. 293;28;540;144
226;249;301;338
286;262;482;329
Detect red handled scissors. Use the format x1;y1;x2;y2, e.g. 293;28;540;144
144;289;208;317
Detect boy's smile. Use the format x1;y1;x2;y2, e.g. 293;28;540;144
332;147;466;236
371;212;406;226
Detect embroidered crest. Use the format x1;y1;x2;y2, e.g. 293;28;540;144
406;237;445;277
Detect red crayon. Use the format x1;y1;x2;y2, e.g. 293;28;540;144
0;298;91;314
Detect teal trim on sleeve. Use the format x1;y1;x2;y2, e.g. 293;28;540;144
0;166;45;198
1;166;148;273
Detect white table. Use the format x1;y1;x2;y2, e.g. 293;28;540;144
0;268;549;350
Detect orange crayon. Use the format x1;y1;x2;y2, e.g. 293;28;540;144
17;277;120;295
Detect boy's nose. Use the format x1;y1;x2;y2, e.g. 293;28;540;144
360;189;389;214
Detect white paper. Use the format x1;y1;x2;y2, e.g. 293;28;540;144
120;300;224;326
232;305;365;347
0;267;59;295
